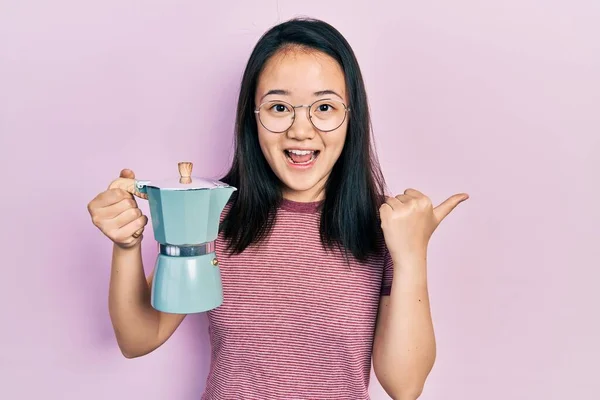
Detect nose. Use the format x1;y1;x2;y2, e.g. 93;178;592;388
286;105;316;140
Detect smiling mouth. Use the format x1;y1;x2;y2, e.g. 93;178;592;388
284;149;320;165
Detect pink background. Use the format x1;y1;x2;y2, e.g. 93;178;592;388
1;1;599;399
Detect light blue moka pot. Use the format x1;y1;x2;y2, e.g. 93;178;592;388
133;162;236;314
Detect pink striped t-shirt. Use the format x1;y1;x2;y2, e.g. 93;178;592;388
202;198;394;399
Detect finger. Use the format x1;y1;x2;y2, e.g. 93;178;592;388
112;207;143;230
114;215;148;243
124;215;148;237
108;177;138;196
383;196;403;210
404;188;425;198
97;197;138;219
89;189;131;213
132;228;144;239
108;176;148;199
379;201;395;225
395;194;412;204
120;169;136;179
434;193;469;223
101;188;133;206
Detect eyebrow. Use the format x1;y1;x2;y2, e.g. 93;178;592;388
260;89;344;102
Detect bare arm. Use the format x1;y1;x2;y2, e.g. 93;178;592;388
109;240;186;358
374;189;467;398
88;168;186;359
372;255;436;400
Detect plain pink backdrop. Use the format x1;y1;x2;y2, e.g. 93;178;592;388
1;1;599;399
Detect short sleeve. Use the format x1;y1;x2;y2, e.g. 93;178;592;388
380;247;394;296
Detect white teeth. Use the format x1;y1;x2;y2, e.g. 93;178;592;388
288;149;314;155
285;150;318;165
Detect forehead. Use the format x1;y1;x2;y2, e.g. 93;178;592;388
257;48;347;101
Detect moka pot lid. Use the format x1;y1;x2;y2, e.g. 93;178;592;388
137;162;231;191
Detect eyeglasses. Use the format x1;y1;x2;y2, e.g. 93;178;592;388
254;99;350;133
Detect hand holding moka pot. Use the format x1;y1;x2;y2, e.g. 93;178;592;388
109;162;236;314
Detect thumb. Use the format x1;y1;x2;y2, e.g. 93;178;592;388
119;168;135;179
434;193;469;223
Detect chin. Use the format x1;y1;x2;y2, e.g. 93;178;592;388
278;171;328;199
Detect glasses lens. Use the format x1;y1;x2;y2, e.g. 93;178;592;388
310;99;347;132
258;101;294;133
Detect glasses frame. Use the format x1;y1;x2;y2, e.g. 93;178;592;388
254;98;351;134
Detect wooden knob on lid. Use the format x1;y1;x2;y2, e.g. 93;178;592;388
178;162;193;184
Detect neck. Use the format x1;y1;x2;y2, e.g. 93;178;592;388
282;185;326;203
282;192;323;202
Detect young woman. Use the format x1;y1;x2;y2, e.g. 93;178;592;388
87;17;468;399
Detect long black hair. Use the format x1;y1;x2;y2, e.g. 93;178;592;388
219;17;388;262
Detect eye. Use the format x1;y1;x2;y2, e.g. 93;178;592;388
270;103;290;113
314;102;337;114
